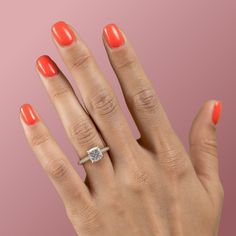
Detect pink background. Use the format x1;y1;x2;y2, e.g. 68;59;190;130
0;0;235;235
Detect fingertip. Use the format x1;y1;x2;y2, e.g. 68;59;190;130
189;100;216;143
103;23;125;48
36;55;59;78
51;21;76;46
193;99;222;128
212;100;222;126
20;103;39;126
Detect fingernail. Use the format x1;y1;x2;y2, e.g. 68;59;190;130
103;23;124;48
212;100;222;125
51;21;76;46
20;104;39;125
36;55;59;77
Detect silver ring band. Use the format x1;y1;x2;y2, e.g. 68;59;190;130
78;146;109;165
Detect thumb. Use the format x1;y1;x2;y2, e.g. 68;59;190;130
189;100;222;190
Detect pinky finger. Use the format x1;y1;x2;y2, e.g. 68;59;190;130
20;103;92;208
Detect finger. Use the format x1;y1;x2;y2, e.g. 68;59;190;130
189;100;223;193
50;21;138;167
102;23;178;153
36;55;114;192
20;103;91;208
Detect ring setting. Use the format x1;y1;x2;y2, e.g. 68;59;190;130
78;146;109;164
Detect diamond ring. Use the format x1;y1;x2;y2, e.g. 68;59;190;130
78;146;109;165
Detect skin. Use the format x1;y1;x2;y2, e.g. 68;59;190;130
20;23;224;236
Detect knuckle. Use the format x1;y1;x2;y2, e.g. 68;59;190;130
49;85;71;100
107;198;126;217
68;119;98;147
68;46;92;72
124;165;151;193
116;56;136;70
65;198;90;218
103;186;126;217
77;204;102;233
132;87;159;113
30;133;51;147
65;201;101;233
158;144;189;177
191;138;218;158
88;89;118;117
79;203;99;221
45;159;68;180
112;47;137;70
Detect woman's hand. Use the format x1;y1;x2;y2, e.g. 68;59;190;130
20;22;223;236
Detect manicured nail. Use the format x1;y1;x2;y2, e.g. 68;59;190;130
36;55;59;77
20;104;39;125
51;21;76;46
103;23;124;48
212;101;222;125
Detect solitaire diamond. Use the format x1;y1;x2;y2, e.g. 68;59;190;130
87;147;103;163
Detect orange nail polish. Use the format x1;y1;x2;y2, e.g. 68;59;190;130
51;21;76;46
20;104;39;125
212;101;222;125
36;55;59;77
103;23;124;48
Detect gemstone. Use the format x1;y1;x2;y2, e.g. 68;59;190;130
87;147;103;163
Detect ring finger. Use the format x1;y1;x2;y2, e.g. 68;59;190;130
36;55;114;192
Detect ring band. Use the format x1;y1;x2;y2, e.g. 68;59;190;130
78;146;109;165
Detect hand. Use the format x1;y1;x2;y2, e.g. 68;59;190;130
20;22;223;236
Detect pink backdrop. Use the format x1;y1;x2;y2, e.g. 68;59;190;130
0;0;235;235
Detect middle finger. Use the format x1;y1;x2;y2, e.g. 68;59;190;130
51;21;138;167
